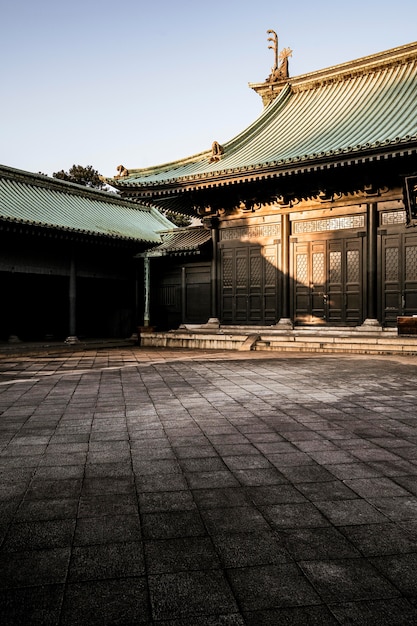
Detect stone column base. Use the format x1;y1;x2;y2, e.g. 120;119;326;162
202;318;220;329
357;319;382;331
275;318;294;329
64;336;80;344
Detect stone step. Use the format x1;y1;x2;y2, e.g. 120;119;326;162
139;330;417;355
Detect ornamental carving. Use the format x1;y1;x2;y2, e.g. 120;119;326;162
265;30;292;83
209;141;224;163
220;223;281;241
293;215;365;234
115;164;129;178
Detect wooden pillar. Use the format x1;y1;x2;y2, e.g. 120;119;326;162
277;213;293;327
143;255;151;327
181;266;186;324
211;219;219;320
65;253;79;343
360;202;381;329
367;202;378;319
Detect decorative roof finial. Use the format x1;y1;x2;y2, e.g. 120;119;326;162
267;30;279;73
266;30;292;83
209;141;224;163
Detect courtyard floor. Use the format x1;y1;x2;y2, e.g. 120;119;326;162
1;345;417;624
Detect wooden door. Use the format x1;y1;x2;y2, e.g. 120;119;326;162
293;237;363;325
328;238;362;324
381;232;417;324
221;245;278;324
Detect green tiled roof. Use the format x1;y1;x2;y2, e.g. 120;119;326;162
109;41;417;189
151;226;211;255
0;165;174;242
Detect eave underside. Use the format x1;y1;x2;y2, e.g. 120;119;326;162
120;149;417;216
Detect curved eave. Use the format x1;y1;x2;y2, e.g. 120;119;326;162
123;140;417;198
0;215;161;244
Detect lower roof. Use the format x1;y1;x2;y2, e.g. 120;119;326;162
0;165;174;242
146;226;211;256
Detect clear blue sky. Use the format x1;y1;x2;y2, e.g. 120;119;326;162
2;0;417;179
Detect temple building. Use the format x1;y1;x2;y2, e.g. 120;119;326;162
0;165;173;342
104;39;417;333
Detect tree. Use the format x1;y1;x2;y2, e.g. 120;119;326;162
53;164;104;190
163;211;192;227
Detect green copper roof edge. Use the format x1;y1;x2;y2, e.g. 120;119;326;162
0;164;159;212
0;215;160;243
119;137;417;189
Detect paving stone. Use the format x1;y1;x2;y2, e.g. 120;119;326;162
368;496;417;520
84;462;133;478
314;499;389;525
141;510;206;540
0;548;71;588
155;614;245;626
138;490;197;513
25;477;83;500
2;519;75;551
73;514;141;545
282;526;361;560
261;502;330;529
343;477;411;498
278;464;336;483
185;470;240;490
178;456;227;472
329;598;417;625
340;522;417;556
370;553;417;595
148;570;238;620
61;578;151;625
77;494;138;518
145;536;220;573
15;497;79;521
299;558;400;602
243;605;339;625
325;462;381;479
192;487;250;509
69;541;145;582
0;481;29;501
135;473;188;493
133;458;182;475
201;505;271;535
296;480;358;501
227;564;320;610
0;584;64;625
212;531;292;567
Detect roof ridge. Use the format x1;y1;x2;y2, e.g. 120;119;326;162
289;40;417;91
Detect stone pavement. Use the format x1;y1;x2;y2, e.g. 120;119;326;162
1;345;417;625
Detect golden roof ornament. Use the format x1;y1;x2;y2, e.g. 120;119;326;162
115;164;129;178
266;30;292;83
209;141;224;163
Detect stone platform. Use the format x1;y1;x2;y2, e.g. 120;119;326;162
139;325;417;356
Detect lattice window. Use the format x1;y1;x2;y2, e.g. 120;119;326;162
406;246;417;281
329;251;342;284
250;255;262;285
385;247;399;282
347;250;360;284
312;253;324;284
264;256;276;286
296;254;308;285
223;257;233;288
236;257;246;287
